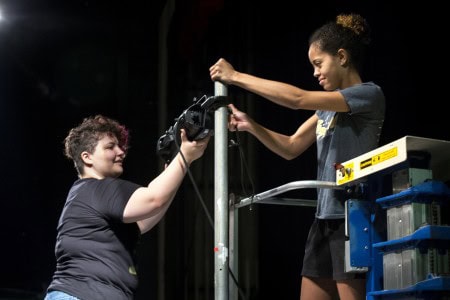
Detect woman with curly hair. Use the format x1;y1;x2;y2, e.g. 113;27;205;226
210;13;385;300
44;115;210;299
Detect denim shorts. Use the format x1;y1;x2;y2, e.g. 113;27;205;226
44;291;80;300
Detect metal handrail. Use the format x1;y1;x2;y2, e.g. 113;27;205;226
233;180;344;208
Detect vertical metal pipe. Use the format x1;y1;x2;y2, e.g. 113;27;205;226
214;81;229;300
229;193;238;300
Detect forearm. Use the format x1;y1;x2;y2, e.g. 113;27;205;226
124;154;189;223
231;72;305;110
248;122;299;160
137;151;197;232
147;153;189;200
246;115;316;160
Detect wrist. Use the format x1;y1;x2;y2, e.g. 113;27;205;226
230;71;240;85
176;152;191;169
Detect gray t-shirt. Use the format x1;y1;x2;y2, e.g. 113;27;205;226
315;82;385;219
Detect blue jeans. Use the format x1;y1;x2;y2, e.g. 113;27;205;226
44;291;80;300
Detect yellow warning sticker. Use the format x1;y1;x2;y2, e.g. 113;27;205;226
360;147;398;170
337;147;399;185
337;162;354;185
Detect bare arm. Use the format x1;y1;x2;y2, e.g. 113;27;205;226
209;58;349;112
229;104;317;160
123;130;210;234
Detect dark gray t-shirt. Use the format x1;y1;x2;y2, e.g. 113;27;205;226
47;177;141;299
315;82;385;219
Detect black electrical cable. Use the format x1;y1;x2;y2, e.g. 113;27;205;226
173;137;214;229
173;135;249;300
230;127;256;210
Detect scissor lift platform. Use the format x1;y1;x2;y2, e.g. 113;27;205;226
229;136;450;299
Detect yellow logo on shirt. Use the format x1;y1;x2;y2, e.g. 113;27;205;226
129;266;137;275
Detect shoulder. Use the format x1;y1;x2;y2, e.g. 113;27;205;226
76;177;120;188
102;177;141;192
341;82;385;100
361;81;384;93
77;177;140;193
339;82;385;115
344;81;382;93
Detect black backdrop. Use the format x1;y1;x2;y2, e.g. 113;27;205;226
1;0;448;299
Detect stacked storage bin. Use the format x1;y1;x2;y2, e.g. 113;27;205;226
368;175;450;299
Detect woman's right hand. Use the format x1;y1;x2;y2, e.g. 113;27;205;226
228;103;252;132
179;129;210;164
209;58;237;84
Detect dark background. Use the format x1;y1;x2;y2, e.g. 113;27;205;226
1;0;448;299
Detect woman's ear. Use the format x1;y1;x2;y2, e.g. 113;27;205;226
337;48;349;67
81;151;93;165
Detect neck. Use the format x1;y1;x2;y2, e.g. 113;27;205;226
80;170;104;180
342;70;362;89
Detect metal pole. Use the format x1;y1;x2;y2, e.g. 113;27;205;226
229;193;238;300
214;81;229;300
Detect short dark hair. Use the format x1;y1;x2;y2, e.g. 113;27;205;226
64;115;130;175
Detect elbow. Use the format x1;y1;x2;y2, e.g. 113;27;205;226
293;97;308;110
151;197;167;210
281;139;304;160
290;92;311;110
145;188;171;210
282;97;302;110
285;93;305;110
279;148;300;160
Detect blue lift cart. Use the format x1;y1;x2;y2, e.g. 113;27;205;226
339;136;450;299
229;136;450;300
